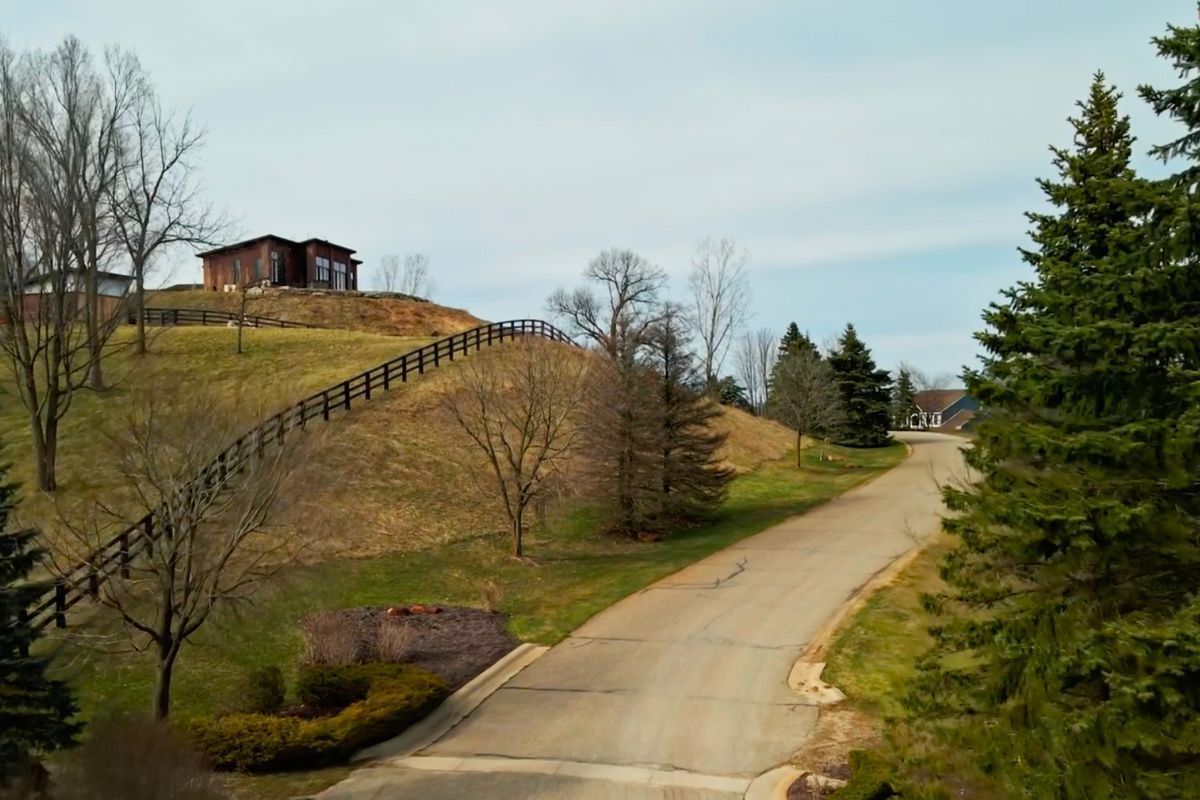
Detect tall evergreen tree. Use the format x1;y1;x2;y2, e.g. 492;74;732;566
646;308;735;525
826;324;891;447
891;368;918;429
776;322;820;359
0;455;79;788
902;73;1198;799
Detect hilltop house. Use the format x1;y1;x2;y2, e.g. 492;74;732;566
199;234;361;292
910;389;979;432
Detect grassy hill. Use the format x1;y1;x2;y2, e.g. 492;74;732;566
147;288;483;337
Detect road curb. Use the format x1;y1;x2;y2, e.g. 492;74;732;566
744;766;802;800
353;642;549;762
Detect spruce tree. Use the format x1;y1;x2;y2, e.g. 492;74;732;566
645;308;734;526
826;324;891;447
902;73;1198;798
0;456;78;788
776;322;819;360
891;367;918;429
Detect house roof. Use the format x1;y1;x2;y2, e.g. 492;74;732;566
197;235;357;258
915;389;967;413
23;269;133;287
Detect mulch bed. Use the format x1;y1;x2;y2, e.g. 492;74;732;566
327;605;519;691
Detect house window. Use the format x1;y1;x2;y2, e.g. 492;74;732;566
315;256;331;283
253;257;261;280
333;261;347;291
233;259;241;283
271;251;284;284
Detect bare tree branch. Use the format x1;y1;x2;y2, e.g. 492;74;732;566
688;236;750;388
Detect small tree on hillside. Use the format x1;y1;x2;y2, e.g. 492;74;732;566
0;454;79;792
891;367;918;429
715;376;752;412
400;253;434;298
827;324;891;447
735;328;776;415
375;253;401;292
767;323;821;409
645;307;735;524
766;350;845;466
56;385;309;719
442;339;588;557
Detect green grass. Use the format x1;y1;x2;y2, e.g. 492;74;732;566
822;537;952;718
0;326;431;531
52;441;907;726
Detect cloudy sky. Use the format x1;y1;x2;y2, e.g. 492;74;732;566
8;1;1193;377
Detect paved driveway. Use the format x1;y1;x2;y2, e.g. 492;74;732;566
318;432;965;799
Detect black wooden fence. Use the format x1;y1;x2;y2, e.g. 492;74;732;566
132;307;319;329
24;318;576;631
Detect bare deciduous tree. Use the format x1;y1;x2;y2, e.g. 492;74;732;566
442;339;587;557
110;85;228;355
900;361;958;392
0;43;112;491
547;248;667;365
766;350;845;467
375;253;401;293
400;253;433;298
688;236;750;388
735;327;777;416
54;384;309;719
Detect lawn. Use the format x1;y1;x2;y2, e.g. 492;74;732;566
0;326;432;535
51;441;907;727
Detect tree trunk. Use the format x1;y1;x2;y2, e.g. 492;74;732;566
796;428;803;469
152;645;177;720
86;261;104;390
31;416;56;492
135;267;146;355
512;509;523;558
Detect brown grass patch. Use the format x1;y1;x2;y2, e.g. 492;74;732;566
714;406;796;473
149;288;483;337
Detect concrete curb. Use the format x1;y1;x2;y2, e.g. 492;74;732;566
744;766;802;800
354;642;549;762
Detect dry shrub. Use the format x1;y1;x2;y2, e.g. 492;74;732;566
479;577;506;612
376;618;415;662
299;610;363;665
52;717;227;800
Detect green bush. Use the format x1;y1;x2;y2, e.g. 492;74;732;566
237;666;286;715
294;664;372;712
830;750;895;800
185;665;447;772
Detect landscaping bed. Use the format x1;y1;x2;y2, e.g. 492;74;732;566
312;604;519;691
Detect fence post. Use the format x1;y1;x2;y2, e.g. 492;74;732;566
87;569;99;598
343;381;351;410
383;363;391;391
322;390;330;421
119;532;130;578
365;372;372;400
434;342;440;367
173;309;179;326
218;451;227;482
297;400;306;430
54;581;66;629
418;348;425;375
144;517;154;558
476;328;482;350
488;325;494;346
402;355;409;381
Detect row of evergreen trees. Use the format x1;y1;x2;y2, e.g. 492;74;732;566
899;11;1200;799
764;322;894;449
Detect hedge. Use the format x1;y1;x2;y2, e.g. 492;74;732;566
294;663;373;712
185;664;447;772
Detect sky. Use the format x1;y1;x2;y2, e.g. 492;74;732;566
6;0;1194;378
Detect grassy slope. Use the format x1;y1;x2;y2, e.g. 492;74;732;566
0;326;432;537
149;289;483;337
56;439;907;727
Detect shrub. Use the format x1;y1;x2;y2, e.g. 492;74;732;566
187;665;447;772
237;666;286;714
829;751;895;800
294;664;372;712
53;717;227;800
376;618;415;662
299;610;363;665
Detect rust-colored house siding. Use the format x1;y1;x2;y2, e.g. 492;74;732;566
200;234;360;292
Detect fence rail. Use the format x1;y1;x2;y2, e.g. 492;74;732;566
132;307;319;329
24;318;576;631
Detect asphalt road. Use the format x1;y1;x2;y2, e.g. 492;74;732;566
318;432;966;799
